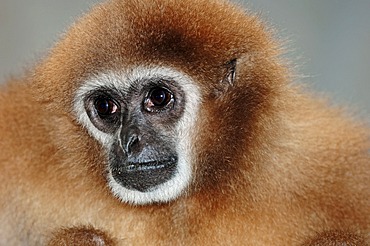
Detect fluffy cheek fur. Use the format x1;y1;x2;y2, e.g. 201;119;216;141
190;57;284;195
73;66;201;205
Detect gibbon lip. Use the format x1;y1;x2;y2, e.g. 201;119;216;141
111;156;178;192
126;158;177;172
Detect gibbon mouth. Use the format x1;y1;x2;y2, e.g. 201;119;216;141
111;157;178;192
126;158;177;172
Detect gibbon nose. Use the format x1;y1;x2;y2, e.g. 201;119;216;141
122;126;141;155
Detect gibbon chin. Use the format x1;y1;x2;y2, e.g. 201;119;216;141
0;0;369;245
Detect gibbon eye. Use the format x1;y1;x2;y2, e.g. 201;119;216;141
94;97;119;117
144;87;174;112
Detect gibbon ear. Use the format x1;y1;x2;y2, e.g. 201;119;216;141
222;58;237;85
213;58;237;97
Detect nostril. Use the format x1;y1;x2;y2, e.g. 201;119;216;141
127;135;139;151
121;125;142;154
125;132;140;154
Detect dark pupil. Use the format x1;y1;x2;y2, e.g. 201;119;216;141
95;98;114;116
150;88;171;107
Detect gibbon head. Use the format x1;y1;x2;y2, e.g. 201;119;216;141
33;0;284;205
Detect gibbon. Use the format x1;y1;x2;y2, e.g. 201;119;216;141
0;0;369;245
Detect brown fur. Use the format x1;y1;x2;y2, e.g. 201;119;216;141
0;0;369;245
48;226;116;246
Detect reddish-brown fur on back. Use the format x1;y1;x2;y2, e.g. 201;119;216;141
0;0;369;245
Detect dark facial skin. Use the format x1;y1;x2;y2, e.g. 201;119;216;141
84;78;185;192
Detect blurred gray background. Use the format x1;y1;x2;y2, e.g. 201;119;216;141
1;0;369;116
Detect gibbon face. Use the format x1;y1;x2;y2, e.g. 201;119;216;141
33;0;281;205
74;67;200;204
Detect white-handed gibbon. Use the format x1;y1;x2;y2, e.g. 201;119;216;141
0;0;369;245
